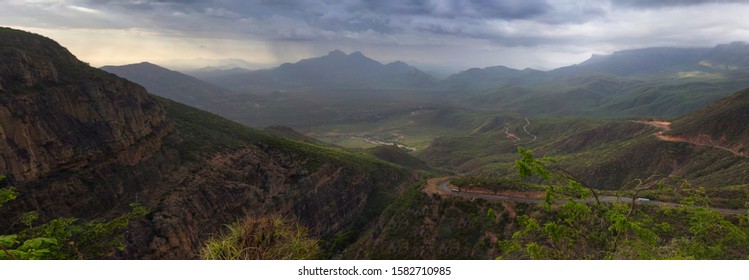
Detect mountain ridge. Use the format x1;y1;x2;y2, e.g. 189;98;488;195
0;27;418;259
188;42;749;88
196;50;437;92
666;87;749;156
100;61;257;112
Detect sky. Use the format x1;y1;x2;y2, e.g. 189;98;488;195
2;0;749;73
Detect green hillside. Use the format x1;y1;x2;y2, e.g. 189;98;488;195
669;87;749;154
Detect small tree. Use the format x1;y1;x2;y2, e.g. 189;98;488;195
499;147;749;260
0;175;148;260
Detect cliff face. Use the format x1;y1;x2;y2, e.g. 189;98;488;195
0;28;171;182
0;28;76;89
125;143;410;259
0;27;415;259
130;99;418;258
0;79;171;181
0;28;174;222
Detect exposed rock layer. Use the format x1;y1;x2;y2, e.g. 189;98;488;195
0;28;414;259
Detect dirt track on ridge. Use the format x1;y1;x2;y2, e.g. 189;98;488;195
636;120;746;158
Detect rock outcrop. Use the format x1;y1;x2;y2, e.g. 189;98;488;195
0;27;415;259
0;27;174;221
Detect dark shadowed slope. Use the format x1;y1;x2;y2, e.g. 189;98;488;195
0;27;416;259
101;62;257;110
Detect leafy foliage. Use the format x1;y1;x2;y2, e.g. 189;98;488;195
1;175;148;260
1;203;148;260
342;183;508;259
0;235;58;260
0;176;16;208
498;148;749;259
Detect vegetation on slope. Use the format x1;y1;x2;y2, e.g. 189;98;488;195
367;145;434;173
201;215;320;260
155;96;421;258
343;148;749;259
101;62;243;110
418;114;749;207
157;95;406;173
1;176;147;259
342;182;512;259
669;87;749;154
500;148;749;259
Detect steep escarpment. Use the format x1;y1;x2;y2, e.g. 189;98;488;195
0;27;173;221
0;28;79;89
122;99;415;259
0;28;416;259
0;78;171;181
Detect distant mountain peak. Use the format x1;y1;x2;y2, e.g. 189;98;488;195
324;50;372;60
386;61;409;67
101;62;239;107
712;41;749;53
199;49;435;90
722;41;748;47
101;62;170;73
328;49;347;56
133;61;159;66
114;61;171;71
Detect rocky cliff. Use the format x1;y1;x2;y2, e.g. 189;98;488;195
0;27;174;221
0;27;415;259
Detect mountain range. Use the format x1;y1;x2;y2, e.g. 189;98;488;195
187;42;749;92
101;62;246;110
3;26;749;260
193;49;437;93
159;43;749;120
0;27;418;259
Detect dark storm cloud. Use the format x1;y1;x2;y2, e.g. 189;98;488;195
20;0;607;46
75;0;562;34
363;0;551;19
612;0;747;8
7;0;746;56
4;0;749;70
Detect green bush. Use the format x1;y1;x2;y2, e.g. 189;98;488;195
201;215;320;260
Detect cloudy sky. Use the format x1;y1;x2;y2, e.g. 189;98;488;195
2;0;749;72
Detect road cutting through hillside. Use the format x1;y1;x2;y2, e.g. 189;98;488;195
522;118;537;144
637;120;747;158
503;123;521;143
424;178;746;215
503;118;536;145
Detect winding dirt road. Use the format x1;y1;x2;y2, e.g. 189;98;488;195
521;118;537;144
503;118;536;145
424;178;746;215
503;123;521;143
637;120;747;158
